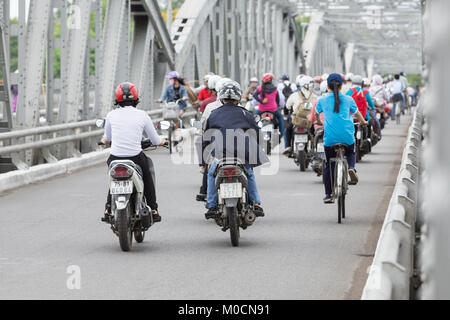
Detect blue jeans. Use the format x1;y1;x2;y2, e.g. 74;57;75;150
207;159;261;209
323;144;356;196
255;109;288;148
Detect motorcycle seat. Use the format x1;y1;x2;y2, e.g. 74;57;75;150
109;160;143;177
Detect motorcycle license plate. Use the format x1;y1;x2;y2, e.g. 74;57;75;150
357;130;362;140
111;181;133;195
295;134;308;143
261;124;273;132
220;183;242;199
317;143;325;153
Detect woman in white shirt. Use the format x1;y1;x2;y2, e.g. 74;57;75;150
102;82;166;222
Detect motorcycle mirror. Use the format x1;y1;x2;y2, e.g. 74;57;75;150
190;119;202;129
254;115;261;122
258;121;263;129
160;121;171;131
96;119;106;129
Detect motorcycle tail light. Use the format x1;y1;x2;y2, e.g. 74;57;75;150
261;113;273;120
112;165;133;179
219;166;242;177
295;127;306;134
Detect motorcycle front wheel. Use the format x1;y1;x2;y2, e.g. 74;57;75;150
227;207;240;247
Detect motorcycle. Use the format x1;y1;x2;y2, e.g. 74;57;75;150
160;100;184;154
311;127;326;177
354;121;370;162
292;126;312;172
96;119;167;252
212;158;259;247
255;112;279;156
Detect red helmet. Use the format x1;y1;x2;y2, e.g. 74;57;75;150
314;76;322;83
262;73;274;83
115;82;139;104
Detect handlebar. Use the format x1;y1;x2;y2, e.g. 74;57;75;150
98;139;169;149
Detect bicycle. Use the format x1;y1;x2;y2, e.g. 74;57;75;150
329;144;349;224
158;100;184;154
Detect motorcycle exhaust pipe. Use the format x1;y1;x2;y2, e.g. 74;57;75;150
244;212;256;226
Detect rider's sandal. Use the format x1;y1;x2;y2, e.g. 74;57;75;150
252;204;265;217
152;210;162;223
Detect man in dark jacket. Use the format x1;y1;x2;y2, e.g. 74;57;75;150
202;81;269;220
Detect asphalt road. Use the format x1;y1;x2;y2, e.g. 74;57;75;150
0;116;411;300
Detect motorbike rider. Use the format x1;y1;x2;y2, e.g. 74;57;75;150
314;74;368;204
102;82;167;222
196;75;223;202
277;73;298;104
284;75;317;155
158;71;189;118
389;74;406;120
199;75;221;113
346;75;375;124
253;73;288;150
202;81;269;220
341;73;353;94
242;77;259;102
369;74;388;138
195;74;213;106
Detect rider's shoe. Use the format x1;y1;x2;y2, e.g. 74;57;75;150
102;204;112;223
252;205;265;217
323;195;334;204
348;169;359;185
196;193;207;202
205;207;220;220
152;211;162;223
283;147;292;156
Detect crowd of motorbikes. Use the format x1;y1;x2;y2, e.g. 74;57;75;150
98;75;418;251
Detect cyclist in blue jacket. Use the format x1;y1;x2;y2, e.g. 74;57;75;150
315;74;368;204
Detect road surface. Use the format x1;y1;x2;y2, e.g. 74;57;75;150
0;116;411;299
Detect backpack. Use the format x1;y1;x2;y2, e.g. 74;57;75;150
351;88;368;118
282;83;294;101
292;92;314;129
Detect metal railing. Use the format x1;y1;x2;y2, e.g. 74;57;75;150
362;106;424;300
0;107;196;162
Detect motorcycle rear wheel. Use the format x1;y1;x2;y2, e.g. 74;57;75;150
227;207;240;247
116;205;133;252
298;151;306;172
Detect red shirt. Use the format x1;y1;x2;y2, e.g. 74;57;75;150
200;95;217;113
198;88;211;101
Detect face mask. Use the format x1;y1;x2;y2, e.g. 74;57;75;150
250;83;258;88
170;79;175;85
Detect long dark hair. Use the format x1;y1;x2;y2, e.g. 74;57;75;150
329;81;342;113
261;81;270;99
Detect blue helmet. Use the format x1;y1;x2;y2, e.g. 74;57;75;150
281;73;290;81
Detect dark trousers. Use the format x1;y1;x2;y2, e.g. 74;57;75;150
107;152;158;211
199;166;208;195
323;144;356;196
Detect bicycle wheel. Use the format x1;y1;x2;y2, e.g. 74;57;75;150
168;127;173;154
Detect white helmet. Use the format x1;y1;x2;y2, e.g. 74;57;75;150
207;75;222;91
299;76;314;89
215;77;231;93
352;75;363;85
250;77;258;83
218;81;242;102
295;74;305;87
372;74;383;86
320;81;328;94
345;73;354;81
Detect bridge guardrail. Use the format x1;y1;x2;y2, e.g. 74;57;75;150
361;106;424;300
0;107;196;158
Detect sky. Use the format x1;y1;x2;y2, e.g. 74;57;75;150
9;0;30;19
